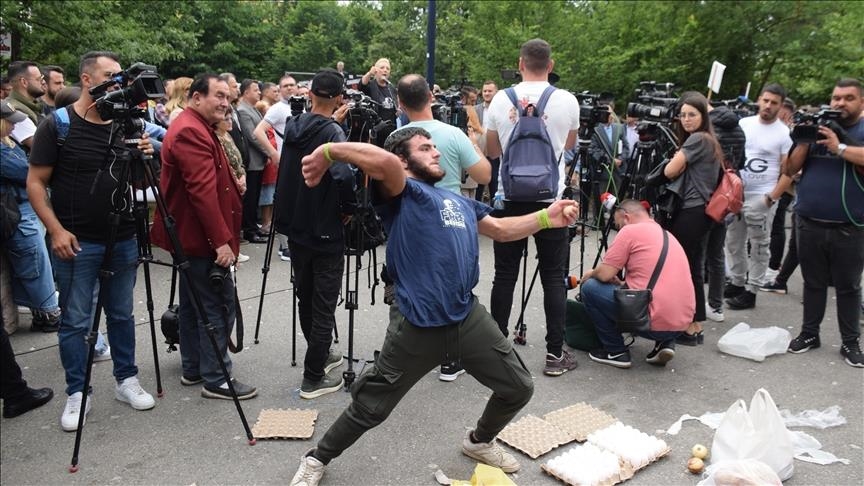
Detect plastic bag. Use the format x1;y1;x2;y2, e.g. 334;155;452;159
717;322;790;362
711;388;794;481
697;459;782;486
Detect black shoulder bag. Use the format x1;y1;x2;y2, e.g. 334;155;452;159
614;229;668;333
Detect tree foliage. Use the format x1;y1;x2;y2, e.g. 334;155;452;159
1;0;861;105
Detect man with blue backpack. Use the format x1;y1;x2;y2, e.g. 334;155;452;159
485;38;581;376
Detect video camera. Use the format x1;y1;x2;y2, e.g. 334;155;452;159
287;94;310;117
791;107;843;144
626;81;679;123
343;89;394;145
575;91;611;131
433;88;468;131
89;62;165;121
713;97;758;118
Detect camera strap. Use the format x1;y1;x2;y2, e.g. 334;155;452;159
226;266;244;353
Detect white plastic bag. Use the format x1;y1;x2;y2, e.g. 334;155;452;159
711;388;794;481
697;459;782;486
717;322;790;362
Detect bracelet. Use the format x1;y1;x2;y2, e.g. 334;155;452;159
323;143;334;165
536;208;552;230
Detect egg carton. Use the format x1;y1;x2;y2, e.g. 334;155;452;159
586;422;671;471
541;442;623;486
496;414;574;458
251;408;318;440
543;402;618;442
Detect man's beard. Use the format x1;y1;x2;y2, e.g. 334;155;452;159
28;85;46;99
406;154;445;185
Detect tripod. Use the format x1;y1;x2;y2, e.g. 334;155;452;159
69;118;255;472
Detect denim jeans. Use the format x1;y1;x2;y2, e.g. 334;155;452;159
796;217;863;343
54;238;138;395
289;242;344;382
490;202;568;355
6;203;59;313
726;194;777;293
581;279;681;353
177;256;234;388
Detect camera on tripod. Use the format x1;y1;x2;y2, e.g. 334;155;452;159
791;108;843;144
626;81;679;124
575;91;611;130
288;94;310;117
433;86;468;131
89;62;165;121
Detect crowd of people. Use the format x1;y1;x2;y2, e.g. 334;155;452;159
0;38;861;486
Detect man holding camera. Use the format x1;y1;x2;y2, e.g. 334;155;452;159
724;84;794;311
152;74;257;399
28;51;157;431
288;128;579;486
580;200;693;368
784;78;864;367
274;69;353;399
392;74;490;381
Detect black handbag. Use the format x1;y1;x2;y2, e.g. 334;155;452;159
614;229;668;333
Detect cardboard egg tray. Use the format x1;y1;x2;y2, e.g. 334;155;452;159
251;408;318;440
497;402;616;459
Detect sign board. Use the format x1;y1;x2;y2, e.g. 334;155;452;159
707;61;726;94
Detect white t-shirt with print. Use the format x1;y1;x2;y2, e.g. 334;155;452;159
486;81;580;200
739;116;792;194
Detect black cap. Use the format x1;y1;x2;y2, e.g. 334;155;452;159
310;68;344;99
0;100;27;124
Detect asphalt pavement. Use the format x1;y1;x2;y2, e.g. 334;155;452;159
1;230;862;486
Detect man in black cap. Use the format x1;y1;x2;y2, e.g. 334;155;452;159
273;68;353;399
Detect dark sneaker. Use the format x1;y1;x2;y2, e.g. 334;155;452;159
840;341;864;368
324;349;343;374
645;341;675;366
461;431;520;473
726;291;756;310
760;280;788;294
723;283;745;299
300;371;344;399
788;333;820;354
439;362;465;382
543;350;578;376
290;449;325;486
675;331;704;346
30;309;61;333
588;349;632;369
201;379;257;400
279;247;291;262
181;375;204;386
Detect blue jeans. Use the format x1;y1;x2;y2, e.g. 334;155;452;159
177;257;234;388
6;203;59;313
581;279;680;353
53;238;138;395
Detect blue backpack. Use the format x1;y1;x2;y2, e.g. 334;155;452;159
53;107;71;147
500;86;560;201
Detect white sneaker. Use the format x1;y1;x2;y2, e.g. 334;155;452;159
115;376;156;410
764;268;779;283
290;449;325;486
94;344;112;362
60;392;92;432
706;304;724;322
236;253;250;263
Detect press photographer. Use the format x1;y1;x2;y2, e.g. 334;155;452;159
151;74;257;400
784;77;864;368
27;51;157;431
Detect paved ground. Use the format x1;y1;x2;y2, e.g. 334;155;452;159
2;231;862;486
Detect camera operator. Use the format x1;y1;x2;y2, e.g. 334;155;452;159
288;130;579;486
580;200;694;368
784;78;864;367
151;74;257;400
587;103;629;221
273;69;353;399
392;74;490;381
27;51;157;431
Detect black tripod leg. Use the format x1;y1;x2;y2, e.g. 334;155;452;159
514;241;530;345
343;249;359;389
291;262;297;367
253;218;279;344
133;198;163;398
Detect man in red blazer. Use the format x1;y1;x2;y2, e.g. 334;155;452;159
151;73;257;400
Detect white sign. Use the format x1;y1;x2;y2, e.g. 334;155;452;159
707;61;726;94
0;34;11;59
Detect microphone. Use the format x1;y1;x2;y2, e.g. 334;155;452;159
599;192;617;213
564;275;579;290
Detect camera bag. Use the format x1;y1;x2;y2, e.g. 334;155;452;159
614;229;668;333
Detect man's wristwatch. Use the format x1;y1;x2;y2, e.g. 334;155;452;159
764;193;777;207
837;143;848;158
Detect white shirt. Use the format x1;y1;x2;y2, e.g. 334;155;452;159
11;117;37;145
263;101;293;153
486;81;580;199
738;116;793;194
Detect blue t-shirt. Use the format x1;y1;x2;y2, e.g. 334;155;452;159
395;120;480;194
795;118;864;224
379;178;493;327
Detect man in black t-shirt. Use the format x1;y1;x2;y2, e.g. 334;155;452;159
274;69;353;400
27;51;157;432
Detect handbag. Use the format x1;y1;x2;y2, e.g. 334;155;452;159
1;189;21;241
614;229;668;333
705;163;744;223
